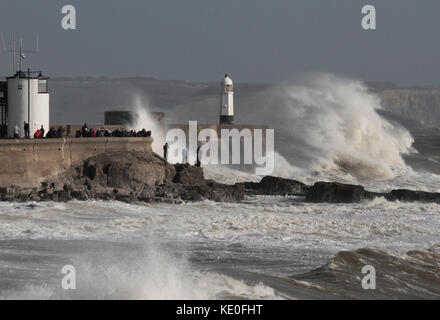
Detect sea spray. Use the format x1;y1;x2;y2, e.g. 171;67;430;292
127;95;165;155
277;73;415;180
206;73;415;182
122;74;414;182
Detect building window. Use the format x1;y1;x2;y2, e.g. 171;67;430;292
38;80;48;93
18;85;22;90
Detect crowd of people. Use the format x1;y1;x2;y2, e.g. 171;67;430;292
13;122;55;139
74;123;151;138
12;122;151;139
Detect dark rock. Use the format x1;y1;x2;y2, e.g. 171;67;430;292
385;189;440;203
154;180;245;203
155;182;185;200
0;152;243;204
7;150;440;205
115;194;133;203
71;190;89;201
240;176;309;196
306;183;440;204
95;192;115;201
54;190;72;202
180;186;204;201
173;164;206;186
84;160;97;180
306;182;373;203
207;181;245;203
80;152;176;188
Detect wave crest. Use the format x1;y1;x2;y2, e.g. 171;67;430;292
280;73;414;180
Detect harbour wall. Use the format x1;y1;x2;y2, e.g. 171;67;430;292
0;137;153;187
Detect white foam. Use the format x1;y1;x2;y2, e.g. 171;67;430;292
278;73;414;180
1;198;439;254
1;197;440;299
126;95;165;155
2;241;281;300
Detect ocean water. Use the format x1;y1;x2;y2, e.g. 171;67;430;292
0;193;439;299
1;74;440;300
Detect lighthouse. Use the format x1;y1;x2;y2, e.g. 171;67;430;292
6;70;50;138
0;35;50;138
220;74;234;125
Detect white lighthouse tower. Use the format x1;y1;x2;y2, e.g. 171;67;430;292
6;71;49;138
220;74;234;125
1;35;50;138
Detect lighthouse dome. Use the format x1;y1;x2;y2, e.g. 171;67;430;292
222;74;233;92
223;74;233;85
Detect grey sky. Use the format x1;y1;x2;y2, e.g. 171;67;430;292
0;0;439;85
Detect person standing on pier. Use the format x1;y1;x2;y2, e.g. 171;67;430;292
23;121;30;139
163;143;169;162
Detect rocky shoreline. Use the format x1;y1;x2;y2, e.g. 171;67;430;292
242;177;440;204
0;152;245;204
1;151;440;204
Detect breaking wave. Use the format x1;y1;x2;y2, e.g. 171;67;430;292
278;73;415;180
127;95;165;155
287;246;440;299
1;240;281;300
1;197;440;299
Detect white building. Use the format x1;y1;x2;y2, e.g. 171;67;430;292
220;74;234;125
2;71;50;138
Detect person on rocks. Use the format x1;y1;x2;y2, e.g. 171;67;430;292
196;146;201;167
163;143;169;162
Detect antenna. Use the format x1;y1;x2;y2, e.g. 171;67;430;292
1;33;39;74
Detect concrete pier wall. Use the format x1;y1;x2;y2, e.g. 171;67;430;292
0;137;153;187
